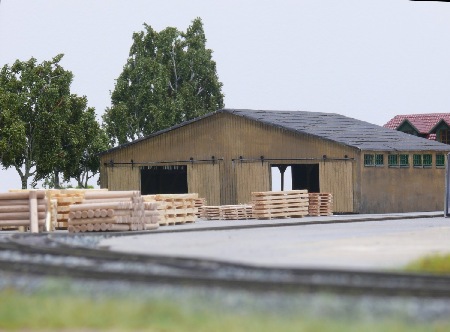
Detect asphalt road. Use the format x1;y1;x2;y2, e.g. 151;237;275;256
100;217;450;270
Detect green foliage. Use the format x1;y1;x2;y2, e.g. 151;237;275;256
0;55;107;189
1;288;448;332
404;253;450;275
103;17;224;146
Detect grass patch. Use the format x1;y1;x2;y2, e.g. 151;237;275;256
404;253;450;275
0;285;449;332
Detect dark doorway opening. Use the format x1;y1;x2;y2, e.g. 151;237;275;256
140;165;188;195
291;164;320;193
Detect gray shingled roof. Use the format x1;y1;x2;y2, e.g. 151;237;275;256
223;109;450;151
100;109;450;155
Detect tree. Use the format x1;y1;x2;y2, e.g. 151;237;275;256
0;55;105;189
34;95;109;189
63;106;109;188
103;17;224;146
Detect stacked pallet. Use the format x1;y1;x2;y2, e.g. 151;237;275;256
195;198;206;218
68;191;159;233
143;194;198;226
221;205;253;220
251;190;309;219
308;193;333;216
0;191;47;233
202;205;253;220
203;206;222;220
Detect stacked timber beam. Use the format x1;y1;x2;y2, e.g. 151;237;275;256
203;206;222;220
48;190;85;230
308;193;333;216
203;205;253;220
68;191;159;233
47;189;109;230
194;198;206;218
222;205;253;220
0;191;47;233
143;194;198;226
251;190;309;219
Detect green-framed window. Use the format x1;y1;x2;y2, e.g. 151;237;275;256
388;154;398;167
375;154;384;166
364;154;384;167
400;154;409;167
364;154;374;166
436;154;445;167
413;154;422;167
423;154;432;168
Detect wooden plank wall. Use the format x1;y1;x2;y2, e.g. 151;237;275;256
320;161;354;213
359;151;446;213
235;162;271;204
187;163;221;205
100;112;358;207
106;166;140;191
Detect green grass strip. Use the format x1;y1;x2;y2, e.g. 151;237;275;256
0;288;449;332
404;253;450;275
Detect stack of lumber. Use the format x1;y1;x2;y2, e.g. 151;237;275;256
143;194;198;226
202;205;253;220
221;205;253;220
46;189;109;230
203;206;222;220
68;191;159;233
194;198;206;218
0;191;47;233
251;190;309;219
47;190;85;230
144;201;161;229
308;193;333;216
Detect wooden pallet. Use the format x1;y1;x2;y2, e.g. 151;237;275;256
251;190;309;220
203;206;222;220
143;194;198;226
221;205;253;220
308;193;333;216
194;198;206;218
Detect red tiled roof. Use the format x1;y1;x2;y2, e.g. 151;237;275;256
384;113;450;135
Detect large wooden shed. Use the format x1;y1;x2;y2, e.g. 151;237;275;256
99;109;450;214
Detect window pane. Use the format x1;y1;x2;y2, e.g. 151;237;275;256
413;154;422;167
388;155;398;167
440;130;450;144
375;154;384;166
423;154;432;167
436;154;445;167
364;154;374;166
400;154;409;167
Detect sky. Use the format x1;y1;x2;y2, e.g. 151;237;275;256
1;0;450;191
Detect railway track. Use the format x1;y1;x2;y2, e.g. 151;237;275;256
0;233;449;298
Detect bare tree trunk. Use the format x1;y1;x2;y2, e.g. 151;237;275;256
54;170;60;189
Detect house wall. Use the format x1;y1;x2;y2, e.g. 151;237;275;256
100;112;358;212
359;151;446;213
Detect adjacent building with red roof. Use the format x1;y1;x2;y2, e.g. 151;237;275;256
384;113;450;144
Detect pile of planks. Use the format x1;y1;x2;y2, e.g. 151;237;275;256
203;206;222;220
251;190;309;219
0;191;47;233
221;205;253;220
143;194;198;226
308;193;333;216
68;191;159;233
202;205;253;220
47;190;85;230
195;198;206;218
